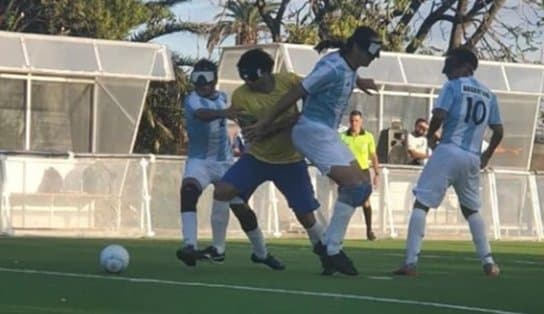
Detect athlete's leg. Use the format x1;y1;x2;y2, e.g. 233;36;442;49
394;146;452;275
216;154;285;270
454;155;499;277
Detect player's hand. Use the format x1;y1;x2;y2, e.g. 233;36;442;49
480;151;491;169
241;122;265;143
356;78;378;95
224;106;242;120
372;174;380;188
427;135;438;150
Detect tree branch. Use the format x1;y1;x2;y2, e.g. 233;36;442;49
256;0;290;42
406;0;457;53
466;0;506;48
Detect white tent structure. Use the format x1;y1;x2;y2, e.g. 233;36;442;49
0;31;173;237
0;31;174;154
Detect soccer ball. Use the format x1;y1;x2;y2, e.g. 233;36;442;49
99;244;130;274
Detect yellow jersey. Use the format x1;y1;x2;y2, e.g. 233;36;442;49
231;72;303;164
340;130;376;170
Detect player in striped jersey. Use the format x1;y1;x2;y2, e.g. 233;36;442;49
176;59;273;268
250;26;381;275
393;48;503;277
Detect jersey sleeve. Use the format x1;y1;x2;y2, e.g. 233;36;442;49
434;81;455;112
302;60;337;94
183;93;204;116
488;94;502;125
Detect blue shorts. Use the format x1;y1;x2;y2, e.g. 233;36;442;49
221;154;320;214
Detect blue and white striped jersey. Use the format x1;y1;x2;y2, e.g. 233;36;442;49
184;91;232;161
301;51;357;129
435;76;502;155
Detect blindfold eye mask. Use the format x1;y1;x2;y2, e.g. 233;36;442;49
367;40;382;58
191;71;216;85
238;67;262;82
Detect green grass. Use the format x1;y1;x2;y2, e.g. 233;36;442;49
0;237;543;314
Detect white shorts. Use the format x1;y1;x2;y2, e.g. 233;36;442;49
413;144;481;210
292;116;354;175
183;158;233;189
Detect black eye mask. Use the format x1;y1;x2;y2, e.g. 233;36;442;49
238;67;262;82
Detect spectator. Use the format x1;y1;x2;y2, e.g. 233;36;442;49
340;110;378;241
407;118;429;165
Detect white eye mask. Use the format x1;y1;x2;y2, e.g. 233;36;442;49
368;42;381;57
190;71;216;85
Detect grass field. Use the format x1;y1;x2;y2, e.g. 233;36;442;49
0;237;542;314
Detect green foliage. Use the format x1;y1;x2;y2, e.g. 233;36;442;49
134;66;192;154
207;0;268;52
0;0;151;39
41;0;150;39
284;24;319;45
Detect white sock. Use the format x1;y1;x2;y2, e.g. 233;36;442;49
211;200;230;254
405;208;427;265
246;228;268;259
181;212;197;248
325;201;356;255
305;221;324;246
467;212;494;265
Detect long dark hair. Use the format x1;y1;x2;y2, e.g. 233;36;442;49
314;26;379;54
314;39;349;54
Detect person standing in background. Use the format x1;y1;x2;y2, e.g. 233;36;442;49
340;110;378;241
407;118;429;165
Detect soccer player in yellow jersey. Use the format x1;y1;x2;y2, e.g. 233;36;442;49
340;110;379;241
214;49;324;271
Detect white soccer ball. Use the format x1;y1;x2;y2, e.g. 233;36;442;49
99;244;130;274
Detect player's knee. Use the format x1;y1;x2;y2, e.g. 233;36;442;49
338;182;372;207
214;182;238;202
230;203;258;231
180;183;202;212
414;200;430;212
295;213;316;229
461;205;477;219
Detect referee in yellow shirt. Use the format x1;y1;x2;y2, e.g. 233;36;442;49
340;110;379;241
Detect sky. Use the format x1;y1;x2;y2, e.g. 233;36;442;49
149;0;544;63
150;0;307;60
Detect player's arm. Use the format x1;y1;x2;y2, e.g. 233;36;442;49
426;108;447;149
407;149;427;160
258;64;336;131
259;84;306;128
264;113;299;136
481;95;504;168
356;77;379;95
481;124;503;168
193;107;236;122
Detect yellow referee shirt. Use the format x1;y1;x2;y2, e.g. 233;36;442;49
340;130;376;170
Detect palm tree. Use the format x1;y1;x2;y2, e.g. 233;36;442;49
206;0;278;53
